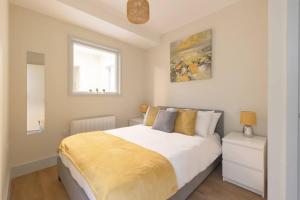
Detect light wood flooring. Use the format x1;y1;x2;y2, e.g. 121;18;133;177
10;165;266;200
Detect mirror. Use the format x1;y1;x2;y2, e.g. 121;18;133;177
26;51;45;134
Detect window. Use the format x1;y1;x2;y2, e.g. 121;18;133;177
70;39;120;95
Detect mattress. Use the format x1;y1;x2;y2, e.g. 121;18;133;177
59;125;222;200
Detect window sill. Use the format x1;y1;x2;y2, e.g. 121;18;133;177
71;92;121;96
27;130;44;135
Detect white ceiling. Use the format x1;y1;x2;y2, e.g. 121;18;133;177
95;0;241;34
10;0;242;49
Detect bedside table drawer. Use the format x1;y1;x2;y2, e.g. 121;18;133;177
223;143;264;170
223;160;264;193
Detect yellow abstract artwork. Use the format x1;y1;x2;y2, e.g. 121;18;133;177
170;30;212;82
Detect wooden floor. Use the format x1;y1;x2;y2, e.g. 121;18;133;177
10;165;266;200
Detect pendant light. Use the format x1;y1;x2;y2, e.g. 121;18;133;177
127;0;150;24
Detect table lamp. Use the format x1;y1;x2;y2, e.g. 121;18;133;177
240;111;256;137
139;104;148;117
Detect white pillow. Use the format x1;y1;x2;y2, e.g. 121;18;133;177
195;111;214;137
208;112;222;135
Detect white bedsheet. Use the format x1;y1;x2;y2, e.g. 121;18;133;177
59;125;222;200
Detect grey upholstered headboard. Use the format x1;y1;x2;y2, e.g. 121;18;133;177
159;106;224;138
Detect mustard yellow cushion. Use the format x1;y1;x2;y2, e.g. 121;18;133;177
145;106;159;126
174;109;197;136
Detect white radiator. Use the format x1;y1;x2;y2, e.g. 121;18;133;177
70;115;116;135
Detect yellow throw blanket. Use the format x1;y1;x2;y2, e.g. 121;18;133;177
59;132;178;200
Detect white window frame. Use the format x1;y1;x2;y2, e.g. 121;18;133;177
69;37;121;96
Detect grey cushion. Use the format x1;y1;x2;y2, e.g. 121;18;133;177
152;110;177;133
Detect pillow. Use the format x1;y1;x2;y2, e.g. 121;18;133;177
174;109;197;136
144;106;159;126
195;111;214;137
143;106;151;124
152;110;177;133
208;112;222;134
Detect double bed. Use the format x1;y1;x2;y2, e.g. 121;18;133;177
58;109;224;200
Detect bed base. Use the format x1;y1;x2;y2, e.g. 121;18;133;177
58;156;221;200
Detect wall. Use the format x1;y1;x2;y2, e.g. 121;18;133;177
268;0;299;199
285;0;299;199
9;5;147;166
267;0;287;198
146;0;268;136
0;0;10;199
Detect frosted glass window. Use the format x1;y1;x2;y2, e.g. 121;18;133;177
71;39;120;95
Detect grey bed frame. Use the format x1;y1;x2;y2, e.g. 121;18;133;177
58;108;224;200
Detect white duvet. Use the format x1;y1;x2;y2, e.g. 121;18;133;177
59;125;222;200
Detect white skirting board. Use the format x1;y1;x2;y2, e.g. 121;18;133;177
10;155;58;178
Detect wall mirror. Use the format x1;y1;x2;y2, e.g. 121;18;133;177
26;51;45;135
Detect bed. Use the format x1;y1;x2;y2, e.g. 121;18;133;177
58;108;224;200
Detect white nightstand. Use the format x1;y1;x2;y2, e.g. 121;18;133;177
128;117;144;126
222;132;267;197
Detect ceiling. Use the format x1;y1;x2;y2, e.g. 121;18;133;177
95;0;241;34
10;0;242;49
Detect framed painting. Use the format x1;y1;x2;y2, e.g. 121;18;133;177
170;29;212;82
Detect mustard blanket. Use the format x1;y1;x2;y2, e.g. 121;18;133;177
58;132;178;200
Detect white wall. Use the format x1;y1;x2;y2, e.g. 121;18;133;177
9;5;147;166
268;0;299;199
146;0;268;136
268;0;287;198
0;0;10;199
286;0;299;199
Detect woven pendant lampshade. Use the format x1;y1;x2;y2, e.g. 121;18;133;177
127;0;150;24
